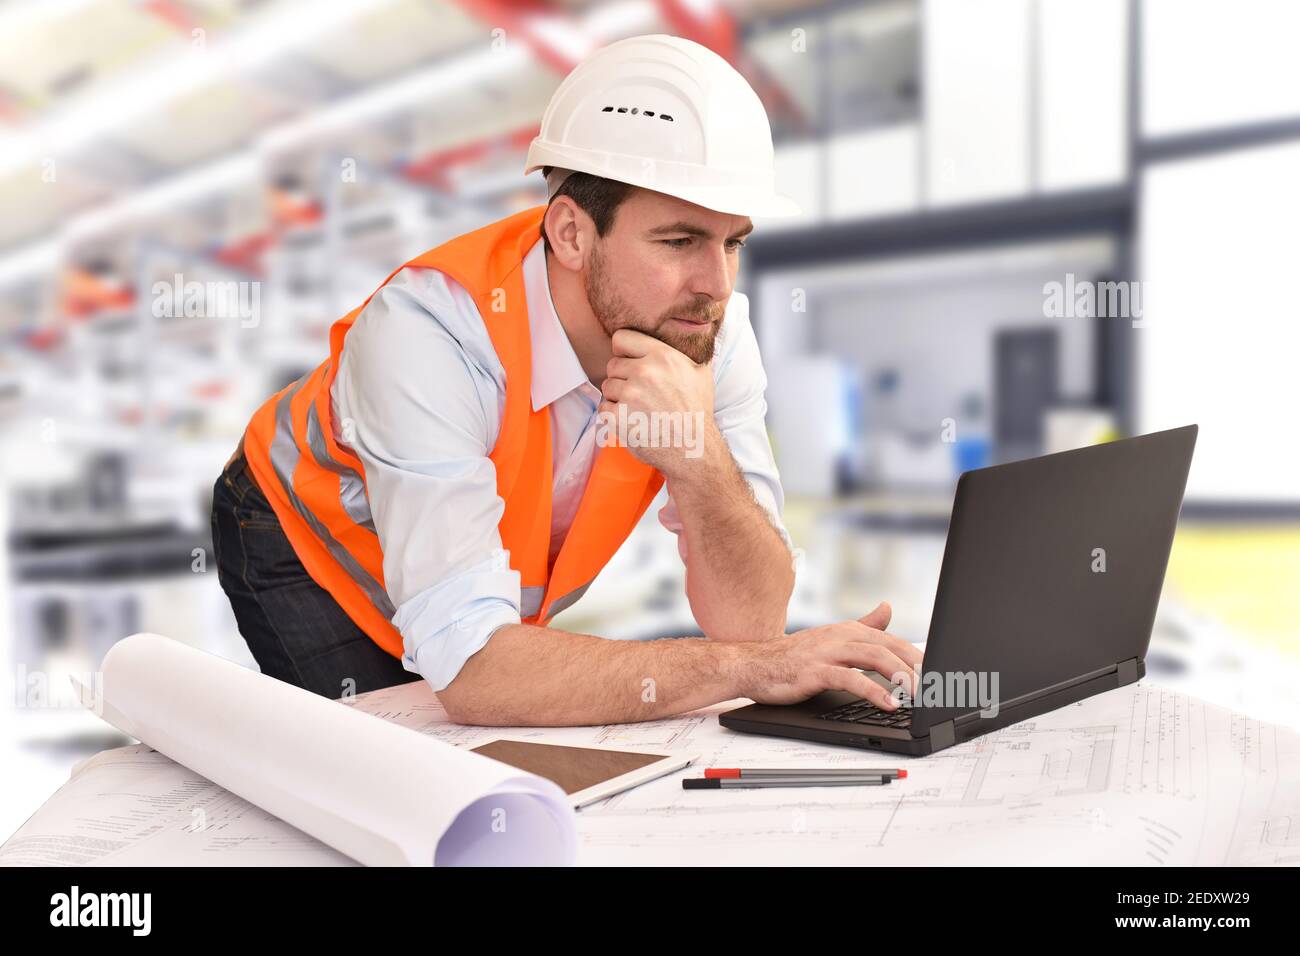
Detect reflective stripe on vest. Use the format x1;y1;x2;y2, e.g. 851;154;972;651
266;374;395;618
239;205;666;659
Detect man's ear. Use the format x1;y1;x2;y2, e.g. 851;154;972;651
543;197;588;272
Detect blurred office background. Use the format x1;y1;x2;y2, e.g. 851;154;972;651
2;0;1298;836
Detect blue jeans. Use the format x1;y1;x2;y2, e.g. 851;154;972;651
210;445;422;699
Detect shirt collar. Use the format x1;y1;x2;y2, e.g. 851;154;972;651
523;239;591;412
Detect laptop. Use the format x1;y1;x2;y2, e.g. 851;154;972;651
720;424;1198;756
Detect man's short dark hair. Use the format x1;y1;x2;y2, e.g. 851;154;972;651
541;165;636;256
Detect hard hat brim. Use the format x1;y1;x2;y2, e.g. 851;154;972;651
525;141;803;219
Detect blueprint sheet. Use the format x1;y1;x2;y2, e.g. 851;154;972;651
353;680;1300;866
5;681;1297;866
0;745;358;866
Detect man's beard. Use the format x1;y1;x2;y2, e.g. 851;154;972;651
585;242;723;364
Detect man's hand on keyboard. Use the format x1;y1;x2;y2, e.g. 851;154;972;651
736;601;923;709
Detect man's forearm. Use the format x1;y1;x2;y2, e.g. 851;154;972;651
435;622;747;726
668;423;795;643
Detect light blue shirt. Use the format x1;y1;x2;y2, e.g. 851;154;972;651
330;239;791;692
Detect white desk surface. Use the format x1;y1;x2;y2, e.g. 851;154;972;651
3;674;1297;867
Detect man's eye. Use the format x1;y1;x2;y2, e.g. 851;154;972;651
660;237;746;250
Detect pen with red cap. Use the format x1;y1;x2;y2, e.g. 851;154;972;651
704;768;907;780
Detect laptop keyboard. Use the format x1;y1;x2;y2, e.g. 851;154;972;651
817;698;913;728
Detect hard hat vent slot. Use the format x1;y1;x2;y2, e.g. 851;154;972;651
600;106;673;122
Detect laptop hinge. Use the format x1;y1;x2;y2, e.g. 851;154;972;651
1116;657;1140;686
950;661;1117;729
929;720;956;751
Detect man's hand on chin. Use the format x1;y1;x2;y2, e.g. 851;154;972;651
596;327;720;477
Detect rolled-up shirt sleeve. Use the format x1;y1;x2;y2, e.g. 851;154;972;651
657;292;793;563
331;266;520;692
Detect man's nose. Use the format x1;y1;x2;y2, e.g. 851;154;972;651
691;244;734;302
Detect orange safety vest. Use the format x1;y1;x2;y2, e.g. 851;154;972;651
241;205;666;659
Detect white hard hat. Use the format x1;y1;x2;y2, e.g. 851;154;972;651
524;34;801;218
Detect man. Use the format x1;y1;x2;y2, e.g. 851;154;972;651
211;34;921;725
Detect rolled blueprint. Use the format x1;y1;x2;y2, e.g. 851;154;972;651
75;633;575;866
